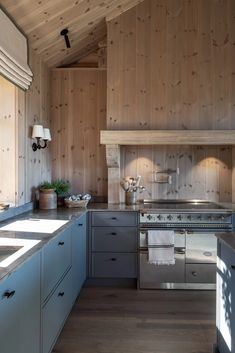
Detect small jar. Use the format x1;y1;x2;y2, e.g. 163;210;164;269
125;191;137;205
39;189;57;209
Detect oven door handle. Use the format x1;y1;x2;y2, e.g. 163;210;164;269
139;247;185;255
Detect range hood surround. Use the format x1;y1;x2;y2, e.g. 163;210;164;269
101;130;235;204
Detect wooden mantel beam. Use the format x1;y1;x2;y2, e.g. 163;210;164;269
100;130;235;145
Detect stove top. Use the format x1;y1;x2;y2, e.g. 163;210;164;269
141;199;232;212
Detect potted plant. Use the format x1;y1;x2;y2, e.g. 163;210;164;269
51;179;71;206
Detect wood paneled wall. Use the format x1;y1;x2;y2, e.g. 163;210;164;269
0;49;51;206
50;69;107;198
107;0;235;129
24;49;51;203
121;145;232;203
106;0;235;202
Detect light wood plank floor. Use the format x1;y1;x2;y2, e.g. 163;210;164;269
52;288;216;353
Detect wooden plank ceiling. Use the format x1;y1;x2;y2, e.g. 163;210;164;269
0;0;144;67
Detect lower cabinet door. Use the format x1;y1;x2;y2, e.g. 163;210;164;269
71;214;87;302
42;269;73;353
0;253;40;353
92;252;137;278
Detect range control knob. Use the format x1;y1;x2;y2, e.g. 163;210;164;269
167;215;173;221
207;215;213;221
187;215;191;221
177;215;182;221
197;215;202;220
157;214;162;220
147;215;152;221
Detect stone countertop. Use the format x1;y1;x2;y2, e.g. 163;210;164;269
216;233;235;252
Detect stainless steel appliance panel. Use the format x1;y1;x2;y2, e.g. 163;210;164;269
139;250;185;289
186;263;216;283
186;232;217;264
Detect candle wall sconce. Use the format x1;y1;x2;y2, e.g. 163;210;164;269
32;125;51;151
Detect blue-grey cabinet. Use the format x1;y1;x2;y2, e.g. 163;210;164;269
42;269;74;353
90;211;138;278
216;240;235;353
0;253;40;353
42;227;72;302
42;227;73;353
71;213;87;302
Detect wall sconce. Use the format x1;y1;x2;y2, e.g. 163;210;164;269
32;125;52;151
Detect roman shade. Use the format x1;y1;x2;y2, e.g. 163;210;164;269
0;8;33;90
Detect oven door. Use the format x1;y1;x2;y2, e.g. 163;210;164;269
139;230;185;289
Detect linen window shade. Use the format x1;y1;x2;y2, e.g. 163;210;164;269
0;8;33;90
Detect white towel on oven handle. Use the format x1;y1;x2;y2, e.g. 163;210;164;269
147;230;175;265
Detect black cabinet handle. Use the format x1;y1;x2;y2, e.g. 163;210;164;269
191;271;197;277
3;290;15;299
58;241;65;246
231;265;235;270
109;258;117;261
78;223;83;226
111;217;117;220
111;232;117;236
58;292;65;297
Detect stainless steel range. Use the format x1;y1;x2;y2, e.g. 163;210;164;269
139;200;233;290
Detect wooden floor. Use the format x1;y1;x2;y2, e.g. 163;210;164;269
52;288;216;353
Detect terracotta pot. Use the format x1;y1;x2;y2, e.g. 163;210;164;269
39;189;57;209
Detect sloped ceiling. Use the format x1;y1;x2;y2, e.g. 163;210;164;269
0;0;144;67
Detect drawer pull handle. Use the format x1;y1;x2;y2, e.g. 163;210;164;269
109;258;117;261
3;290;15;299
231;265;235;270
58;292;65;297
111;232;117;236
191;271;197;277
58;241;65;246
111;217;117;220
78;223;83;226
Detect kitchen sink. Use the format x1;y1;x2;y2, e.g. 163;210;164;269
0;218;69;234
0;238;41;268
0;245;23;262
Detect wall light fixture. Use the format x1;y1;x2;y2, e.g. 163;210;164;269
32;125;52;151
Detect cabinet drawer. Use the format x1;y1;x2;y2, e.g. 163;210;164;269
91;212;137;227
92;227;137;252
42;269;73;353
42;228;71;301
186;263;216;283
91;253;137;278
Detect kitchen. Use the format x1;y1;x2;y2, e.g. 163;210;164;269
0;0;235;352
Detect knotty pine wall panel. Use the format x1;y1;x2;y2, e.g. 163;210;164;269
107;0;235;129
120;145;232;203
51;69;107;198
108;0;235;202
24;49;51;203
0;49;51;205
